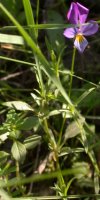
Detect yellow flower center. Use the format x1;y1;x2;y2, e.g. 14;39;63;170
75;34;84;43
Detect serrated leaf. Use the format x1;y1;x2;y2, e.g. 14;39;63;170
19;116;39;130
24;135;41;150
11;141;27;163
64;117;85;141
3;101;33;111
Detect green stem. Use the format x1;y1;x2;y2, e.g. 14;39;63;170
58;47;76;146
57;48;76;198
36;0;39;25
16;161;20;178
16;161;25;195
35;55;45;98
57;160;66;186
69;47;76;97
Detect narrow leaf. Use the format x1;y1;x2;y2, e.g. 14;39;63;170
22;0;36;40
24;135;41;150
0;33;24;45
3;101;33;111
76;87;95;105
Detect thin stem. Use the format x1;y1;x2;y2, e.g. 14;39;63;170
16;161;20;178
57;159;66;186
36;0;39;25
58;47;76;145
56;48;76;198
69;47;76;97
35;55;45;98
16;161;25;195
3;160;12;194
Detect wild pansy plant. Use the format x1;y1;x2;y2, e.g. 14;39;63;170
63;2;98;53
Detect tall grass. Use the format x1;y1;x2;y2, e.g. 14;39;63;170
0;0;100;199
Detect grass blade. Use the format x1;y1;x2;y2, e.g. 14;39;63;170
0;3;73;107
22;0;36;40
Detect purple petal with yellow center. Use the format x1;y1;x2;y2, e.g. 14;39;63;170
63;27;77;38
74;34;88;53
67;2;79;24
64;2;99;53
81;20;99;36
77;2;89;24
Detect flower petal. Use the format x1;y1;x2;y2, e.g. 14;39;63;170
81;20;99;36
74;35;88;53
67;2;89;24
63;27;77;38
77;2;89;23
67;2;78;24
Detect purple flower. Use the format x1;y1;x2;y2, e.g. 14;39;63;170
63;2;99;53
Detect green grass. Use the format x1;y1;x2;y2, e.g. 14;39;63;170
0;0;100;199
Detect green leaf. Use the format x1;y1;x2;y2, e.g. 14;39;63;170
72;162;90;179
31;93;41;105
19;117;39;130
0;33;24;45
0;0;22;17
0;151;9;166
76;87;95;105
46;109;72;118
3;101;33;111
94;171;99;194
0;132;9;143
23;0;35;25
64;117;85;141
9;130;20;140
59;147;84;157
11;141;27;163
0;151;9;160
24;135;41;150
88;150;99;174
22;0;36;40
19;116;39;131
